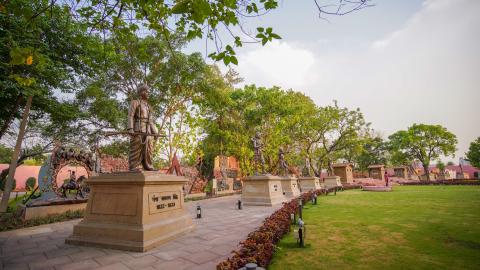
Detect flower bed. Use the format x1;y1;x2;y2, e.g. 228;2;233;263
217;190;323;270
401;180;480;185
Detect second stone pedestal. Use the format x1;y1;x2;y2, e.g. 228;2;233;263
279;176;300;198
66;172;194;252
324;175;342;189
298;176;321;192
241;175;287;206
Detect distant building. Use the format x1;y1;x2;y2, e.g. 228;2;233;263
368;164;385;181
393;166;408;179
332;163;354;184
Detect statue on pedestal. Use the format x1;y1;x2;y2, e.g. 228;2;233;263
252;131;265;175
278;148;289;176
302;156;312;177
128;84;159;171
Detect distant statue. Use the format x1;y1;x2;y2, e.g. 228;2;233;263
252;131;265;175
128;84;159;171
303;156;312;177
278;148;289;176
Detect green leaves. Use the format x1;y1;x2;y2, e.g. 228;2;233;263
172;0;189;14
466;137;480;168
256;27;281;46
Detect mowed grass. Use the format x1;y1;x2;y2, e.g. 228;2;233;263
269;186;480;270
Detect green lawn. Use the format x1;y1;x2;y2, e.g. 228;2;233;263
269;186;480;270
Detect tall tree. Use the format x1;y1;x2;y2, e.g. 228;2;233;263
300;102;368;176
355;135;388;171
388;124;457;180
466;137;480;169
0;0;103;211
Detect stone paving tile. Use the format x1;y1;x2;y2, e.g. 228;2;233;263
56;259;100;270
28;255;72;270
179;243;213;254
182;251;219;265
2;263;29;270
152;249;191;261
185;261;218;270
153;258;195;270
0;195;282;270
95;262;131;270
2;253;46;265
44;247;81;259
93;253;132;266
122;255;160;269
137;266;157;270
68;249;108;262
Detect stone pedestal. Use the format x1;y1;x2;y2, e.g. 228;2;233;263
66;172;194;252
241;175;287;206
324;176;342;189
298;176;321;192
279;176;300;198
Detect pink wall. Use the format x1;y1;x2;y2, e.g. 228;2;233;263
0;164;88;191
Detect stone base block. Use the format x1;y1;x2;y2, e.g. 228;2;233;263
241;175;287;206
298;176;321;192
66;172;195;252
24;202;87;221
279;176;300;198
324;176;342;189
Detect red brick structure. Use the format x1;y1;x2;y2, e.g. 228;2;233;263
100;156;129;173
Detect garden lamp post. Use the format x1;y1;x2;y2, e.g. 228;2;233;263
298;218;305;247
237;199;242;210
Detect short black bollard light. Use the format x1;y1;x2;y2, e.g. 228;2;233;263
237;200;242;210
298;199;303;219
196;205;202;218
334;187;337;195
314;193;318;205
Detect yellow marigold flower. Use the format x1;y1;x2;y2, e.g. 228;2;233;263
26;55;33;65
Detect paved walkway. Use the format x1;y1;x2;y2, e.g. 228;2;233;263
0;195;281;270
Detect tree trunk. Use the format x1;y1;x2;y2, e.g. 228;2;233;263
0;94;23;140
0;95;32;213
423;164;430;181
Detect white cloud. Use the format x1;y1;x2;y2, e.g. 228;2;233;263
236;40;318;90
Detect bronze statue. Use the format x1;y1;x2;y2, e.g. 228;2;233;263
303;156;312;177
278;148;289;176
128;84;159;171
252;131;265;175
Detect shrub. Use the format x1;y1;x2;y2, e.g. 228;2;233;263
402;180;480;186
204;180;213;193
217;190;324;270
0;177;16;191
25;177;36;192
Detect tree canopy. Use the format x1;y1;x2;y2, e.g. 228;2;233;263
466;137;480;168
388;124;457;180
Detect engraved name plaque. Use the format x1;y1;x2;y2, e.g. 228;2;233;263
149;191;181;214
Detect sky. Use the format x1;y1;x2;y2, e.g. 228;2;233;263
185;0;480;163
